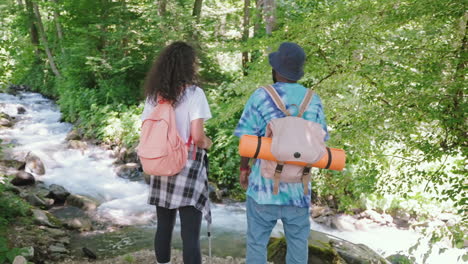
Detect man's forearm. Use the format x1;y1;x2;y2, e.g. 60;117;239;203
240;157;250;169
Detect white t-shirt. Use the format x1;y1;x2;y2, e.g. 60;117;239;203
141;86;212;143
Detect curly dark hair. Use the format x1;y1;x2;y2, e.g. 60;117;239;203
144;42;198;105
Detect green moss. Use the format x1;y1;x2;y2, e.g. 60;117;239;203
267;237;288;263
268;237;347;264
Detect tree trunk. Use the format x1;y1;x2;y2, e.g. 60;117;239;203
24;0;40;56
16;0;23;6
192;0;203;22
254;0;263;37
51;0;65;54
158;0;167;16
242;0;251;75
263;0;276;36
32;2;61;77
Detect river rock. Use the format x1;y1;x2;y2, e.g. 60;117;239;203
26;193;49;208
362;209;387;225
7;84;29;95
311;206;325;218
382;213;394;225
12;256;27;264
32;209;57;227
19;246;34;260
114;146;139;164
115;163;141;180
392;209;411;228
49;243;69;254
0;112;13;127
66;128;82;141
354;218;375;231
208;182;223;203
47;184;70;202
68;140;88;151
25;152;46;175
66;194;98;211
17;106;26;114
331;240;389;264
331;215;356;232
65;217;93;231
386;253;413;264
0;159;26;175
82;247;97;259
58;236;70;245
269;231;389;264
143;172;151;184
43;226;66;238
313;214;333;227
11;171;35;186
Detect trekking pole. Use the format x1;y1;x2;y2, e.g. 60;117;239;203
208;222;212;264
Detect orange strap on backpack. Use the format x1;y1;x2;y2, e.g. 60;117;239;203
238;135;346;171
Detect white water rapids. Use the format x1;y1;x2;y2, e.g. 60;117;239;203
0;92;465;263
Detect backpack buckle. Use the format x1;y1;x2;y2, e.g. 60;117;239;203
275;164;284;173
302;166;311;176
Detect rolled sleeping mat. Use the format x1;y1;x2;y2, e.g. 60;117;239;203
239;135;346;171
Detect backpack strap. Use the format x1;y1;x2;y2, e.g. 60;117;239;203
273;162;284;195
263;85;291;116
297;89;315;118
302;165;312;195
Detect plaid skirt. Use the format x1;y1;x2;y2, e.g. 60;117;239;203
148;146;211;223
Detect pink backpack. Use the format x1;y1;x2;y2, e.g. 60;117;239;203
261;85;327;195
137;99;188;176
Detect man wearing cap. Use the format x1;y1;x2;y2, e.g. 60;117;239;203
234;42;329;263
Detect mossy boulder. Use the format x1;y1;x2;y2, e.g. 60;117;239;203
268;230;389;264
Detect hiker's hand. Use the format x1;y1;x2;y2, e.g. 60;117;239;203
204;136;213;150
239;170;249;190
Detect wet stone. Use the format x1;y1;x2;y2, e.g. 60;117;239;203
12;256;27;264
17;106;27;114
47;184;70;202
25;152;46;175
11;171;35;186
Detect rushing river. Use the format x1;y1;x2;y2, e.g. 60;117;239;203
0;91;465;263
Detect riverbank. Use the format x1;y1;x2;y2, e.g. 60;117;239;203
60;249;246;264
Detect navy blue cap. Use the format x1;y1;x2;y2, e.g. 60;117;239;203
268;42;306;81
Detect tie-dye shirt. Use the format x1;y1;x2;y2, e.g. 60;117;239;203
234;82;329;208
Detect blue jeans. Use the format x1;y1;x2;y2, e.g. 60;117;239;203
246;196;310;264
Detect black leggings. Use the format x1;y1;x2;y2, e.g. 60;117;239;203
155;206;202;264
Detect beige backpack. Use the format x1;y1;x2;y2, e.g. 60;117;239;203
260;85;327;195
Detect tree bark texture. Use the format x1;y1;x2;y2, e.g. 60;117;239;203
242;0;251;75
158;0;167;16
254;0;263;37
192;0;203;22
51;0;65;54
32;2;62;77
263;0;276;36
24;0;40;56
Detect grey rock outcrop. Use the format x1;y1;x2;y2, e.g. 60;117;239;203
25;152;46;175
11;171;35;186
17;106;27;114
66;194;99;211
12;256;27;264
32;209;58;227
47;184;70;202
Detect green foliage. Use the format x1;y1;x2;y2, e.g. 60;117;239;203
0;183;31;264
123;254;135;263
0;184;31;228
0;237;29;264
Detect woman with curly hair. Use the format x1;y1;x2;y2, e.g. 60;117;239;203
141;41;212;264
